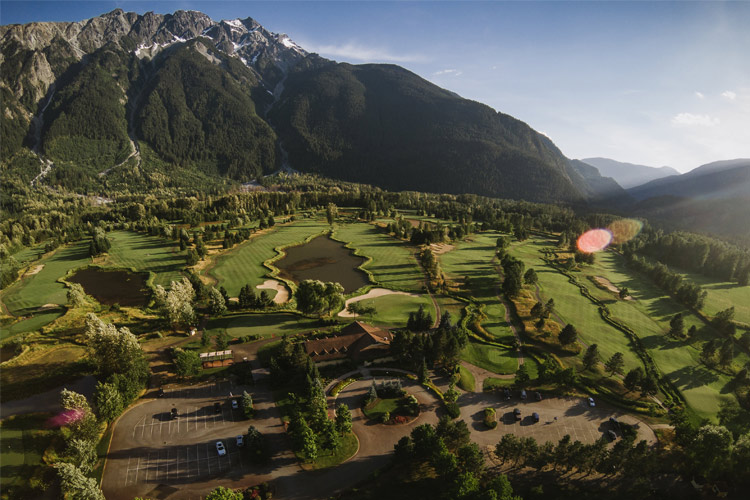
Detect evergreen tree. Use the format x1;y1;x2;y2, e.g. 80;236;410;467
582;344;600;371
559;324;578;345
604;352;625;376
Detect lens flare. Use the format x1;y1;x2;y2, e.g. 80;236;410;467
577;229;613;253
607;219;643;245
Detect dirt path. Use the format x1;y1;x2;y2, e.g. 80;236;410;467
460;361;515;391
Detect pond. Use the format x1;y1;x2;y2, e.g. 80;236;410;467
276;236;369;293
68;268;150;307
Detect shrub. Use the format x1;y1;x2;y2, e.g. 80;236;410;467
484;407;497;429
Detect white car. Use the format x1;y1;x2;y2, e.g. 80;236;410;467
588;397;596;407
236;435;244;447
216;441;226;456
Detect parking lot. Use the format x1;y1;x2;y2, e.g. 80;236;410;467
103;380;264;498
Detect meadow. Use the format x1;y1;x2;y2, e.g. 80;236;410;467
676;268;750;325
205;312;320;340
207;218;330;297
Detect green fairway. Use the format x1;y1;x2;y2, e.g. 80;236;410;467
207;218;330;297
675;268;750;325
10;245;45;265
99;230;185;287
347;293;436;328
457;365;476;391
1;308;65;340
509;238;643;372
1;240;91;316
580;250;740;420
333;223;425;292
461;340;519;374
205;312;320;339
439;232;514;341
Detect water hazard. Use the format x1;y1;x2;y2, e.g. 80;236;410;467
68;268;149;307
275;236;369;293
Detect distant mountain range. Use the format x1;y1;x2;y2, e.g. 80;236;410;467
581;157;680;189
1;8;621;203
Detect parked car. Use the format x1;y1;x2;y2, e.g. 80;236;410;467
532;412;540;423
231;399;239;410
171;407;178;420
513;408;521;420
214;402;222;413
216;441;226;456
535;391;542;401
236;435;244;447
503;388;511;400
158;388;165;398
520;390;527;400
588;397;596;407
607;430;617;441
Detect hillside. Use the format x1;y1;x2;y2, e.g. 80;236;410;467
581;157;680;189
0;8;616;203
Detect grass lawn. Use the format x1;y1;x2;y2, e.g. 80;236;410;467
457;365;475;392
1;240;91;316
10;245;46;265
461;340;519;374
439;232;514;341
483;377;514;391
509;238;643;373
98;230;185;287
207;218;330;297
0;413;55;496
1;308;65;341
205;312;321;340
362;397;402;421
1;345;92;403
333;223;424;292
309;432;358;469
348;293;435;328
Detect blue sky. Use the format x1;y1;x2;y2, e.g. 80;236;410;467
2;1;748;172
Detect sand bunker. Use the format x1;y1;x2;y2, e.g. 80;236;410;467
429;243;455;255
338;288;419;317
256;279;290;304
593;276;633;300
24;264;44;276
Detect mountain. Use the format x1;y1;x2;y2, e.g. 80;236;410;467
581;157;680;189
627;159;750;239
567;160;630;203
1;9;613;203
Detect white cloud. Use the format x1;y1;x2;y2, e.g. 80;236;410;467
721;90;737;100
694;91;705;99
304;42;426;63
433;69;463;77
671;112;720;127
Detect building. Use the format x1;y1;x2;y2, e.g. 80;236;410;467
305;321;393;366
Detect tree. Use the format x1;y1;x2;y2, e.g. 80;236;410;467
295;280;344;316
640;376;658;396
154;278;195;329
515;363;530;386
66;438;98;473
67;283;88;307
84;314;148;379
208;287;227;316
719;339;734;367
326;203;338;225
335;404;353;435
242;391;254;418
582;344;600;371
524;268;539;285
530;301;544;319
93;381;123;423
173;349;201;378
297;421;318;461
604;352;624;376
559;324;578;345
54;462;104;500
624;367;644;392
204;486;244;500
418;357;429;384
215;329;230;350
89;227;111;257
691;425;734;480
186;248;199;266
619;287;629;299
669;313;685;338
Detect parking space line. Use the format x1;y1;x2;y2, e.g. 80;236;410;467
196;444;200;477
134;455;141;484
205;444;211;475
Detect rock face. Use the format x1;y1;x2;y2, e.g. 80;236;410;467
1;8;616;203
